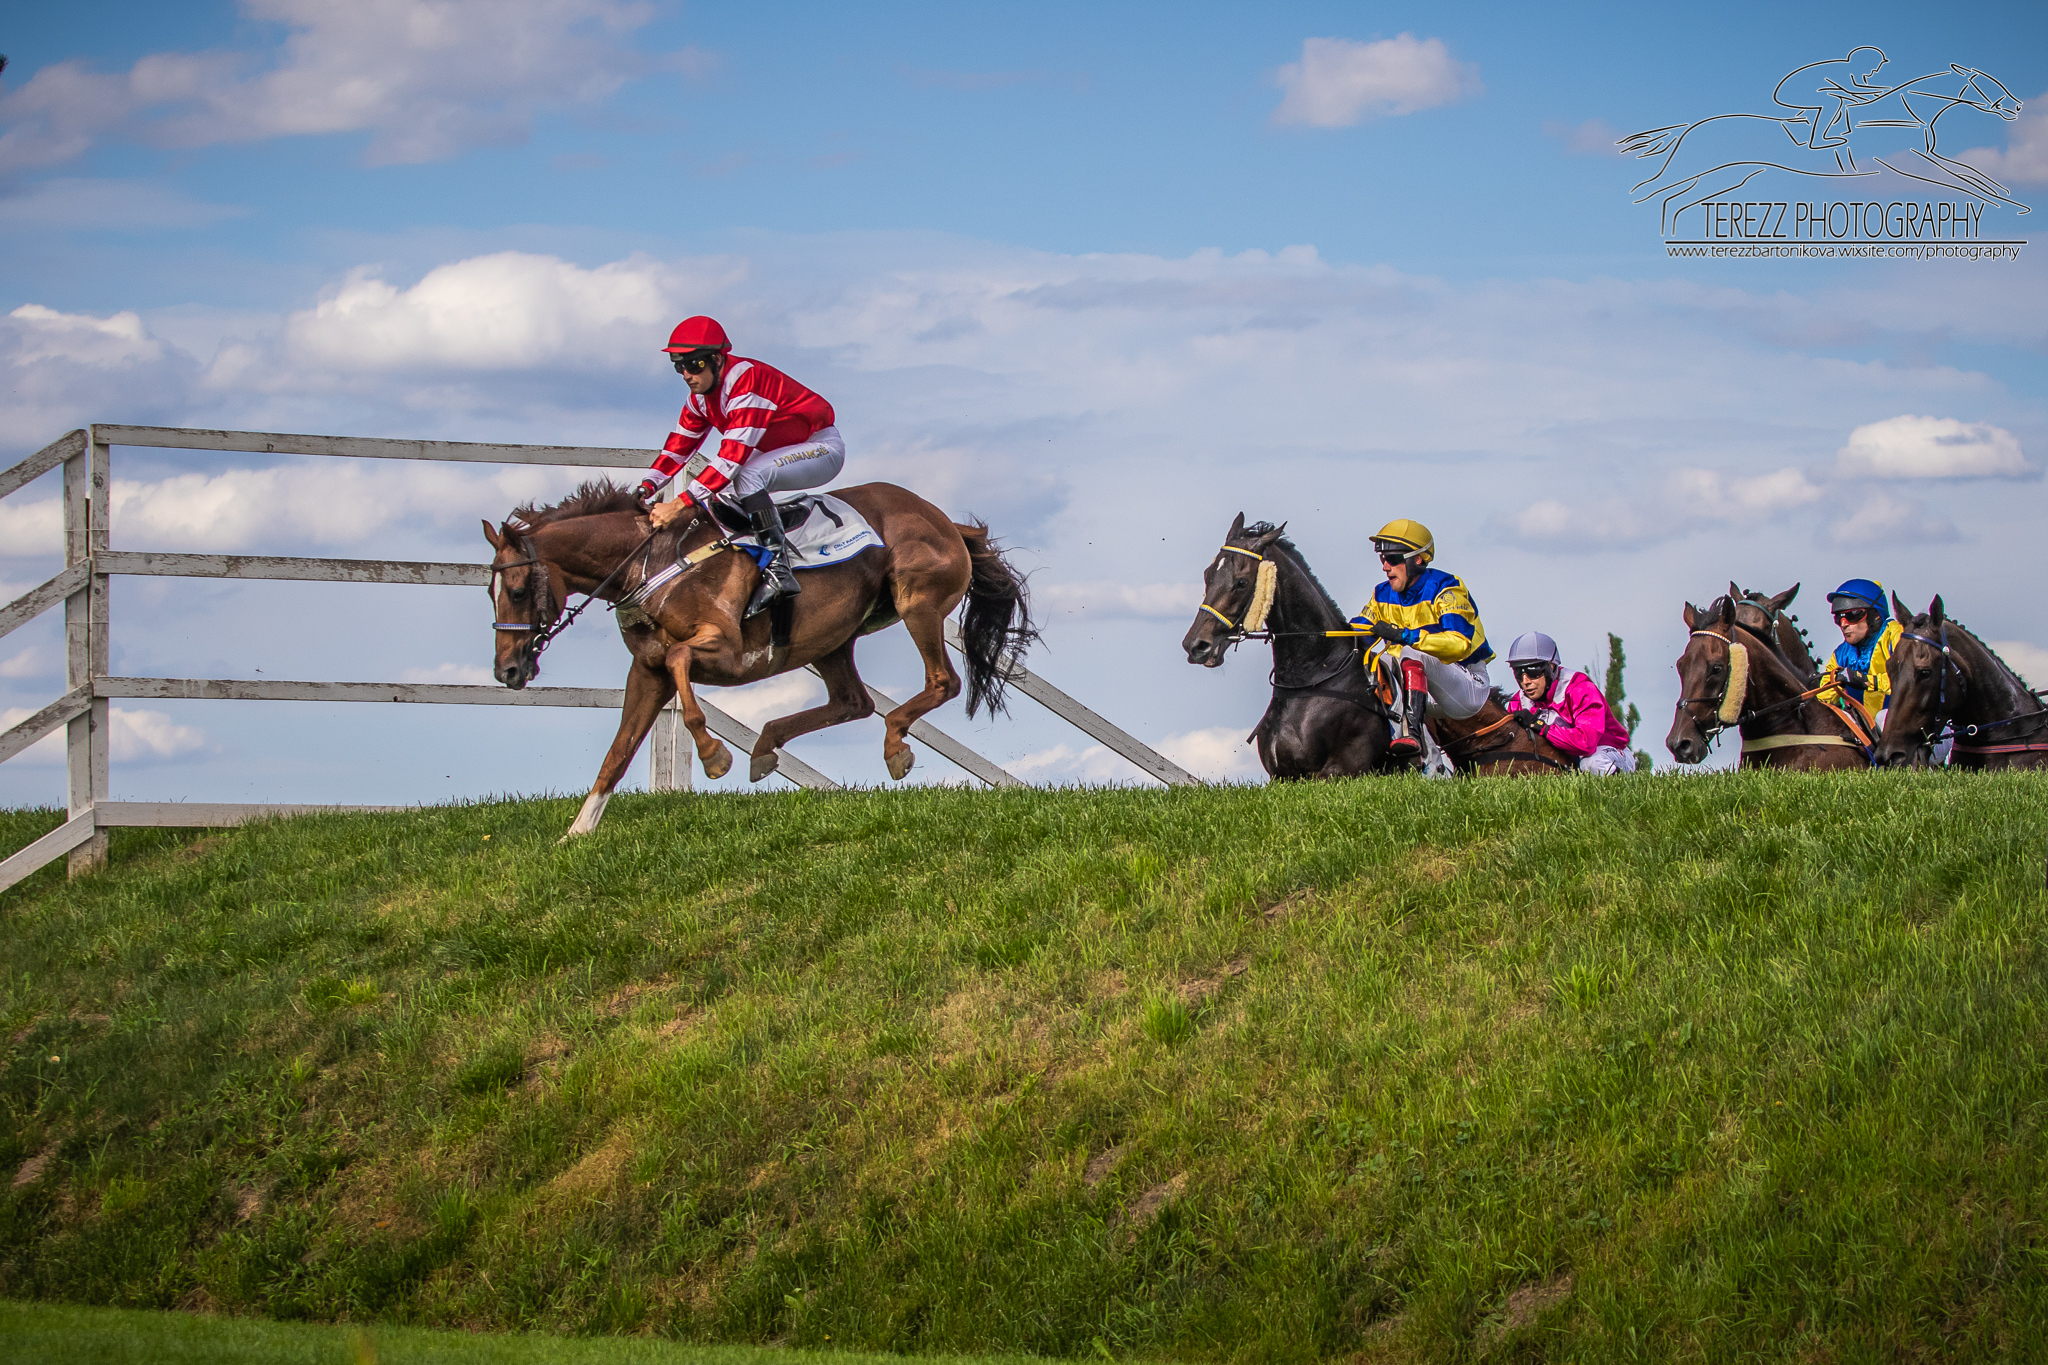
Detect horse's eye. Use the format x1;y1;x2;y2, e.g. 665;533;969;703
1236;577;1250;590
1917;667;1932;681
509;586;528;600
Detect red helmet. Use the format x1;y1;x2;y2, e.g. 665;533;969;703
662;315;731;353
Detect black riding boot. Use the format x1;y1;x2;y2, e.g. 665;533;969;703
740;491;801;620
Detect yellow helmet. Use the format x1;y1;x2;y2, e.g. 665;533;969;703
1371;518;1435;566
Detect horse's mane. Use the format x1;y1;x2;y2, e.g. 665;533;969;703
1489;686;1515;709
1900;611;2039;697
1241;522;1344;616
510;479;640;528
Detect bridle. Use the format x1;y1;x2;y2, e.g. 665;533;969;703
1197;544;1275;639
1893;620;2048;755
490;513;733;668
1676;628;1746;743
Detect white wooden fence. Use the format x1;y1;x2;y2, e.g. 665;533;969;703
1;425;1195;892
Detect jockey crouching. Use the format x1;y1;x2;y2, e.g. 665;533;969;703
1503;632;1636;774
639;316;844;618
1349;519;1492;760
1817;577;1902;723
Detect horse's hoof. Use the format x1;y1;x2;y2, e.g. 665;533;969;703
750;749;780;783
702;741;733;781
886;746;914;781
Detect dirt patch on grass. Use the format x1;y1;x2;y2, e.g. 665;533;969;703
1124;1172;1186;1233
935;983;1048;1065
12;1145;56;1190
1260;890;1312;925
544;1127;636;1205
1473;1271;1573;1353
601;978;673;1018
1084;1145;1124;1188
1177;955;1251;1008
654;1010;701;1042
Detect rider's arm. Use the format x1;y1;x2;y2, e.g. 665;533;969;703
1407;581;1480;662
1538;674;1607;760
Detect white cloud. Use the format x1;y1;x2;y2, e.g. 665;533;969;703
268;252;692;375
702;672;825;729
0;460;567;558
1509;497;1657;550
1957;90;2048;187
1834;415;2034;480
1007;742;1143;784
400;662;495;685
0;706;208;764
1158;725;1264;783
1988;641;2048;689
7;303;164;366
1670;466;1826;518
1826;492;1961;547
0;0;709;173
1272;35;1480;129
1507;466;1822;554
1035;581;1200;619
1542;118;1623;155
0;646;52;680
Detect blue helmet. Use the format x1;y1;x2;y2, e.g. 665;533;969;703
1827;578;1888;622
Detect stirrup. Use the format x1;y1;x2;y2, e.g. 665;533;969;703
1388;733;1422;757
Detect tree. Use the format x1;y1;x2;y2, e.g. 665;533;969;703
1604;633;1650;772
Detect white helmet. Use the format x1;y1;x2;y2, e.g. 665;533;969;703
1506;631;1561;667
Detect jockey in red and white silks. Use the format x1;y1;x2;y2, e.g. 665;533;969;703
639;316;844;611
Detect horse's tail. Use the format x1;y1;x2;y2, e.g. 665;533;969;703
1618;123;1686;158
955;521;1038;718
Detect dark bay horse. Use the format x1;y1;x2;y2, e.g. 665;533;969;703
1430;690;1576;777
485;481;1035;837
1731;581;1820;683
1666;596;1869;771
1181;515;1397;780
1876;593;2048;770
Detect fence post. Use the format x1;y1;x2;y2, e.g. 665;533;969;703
64;430;111;873
649;694;689;792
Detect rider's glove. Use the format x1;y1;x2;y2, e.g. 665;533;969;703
1510;710;1542;730
635;478;663;507
1369;620;1417;646
1840;667;1868;689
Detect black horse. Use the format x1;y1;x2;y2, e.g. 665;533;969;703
1182;515;1399;779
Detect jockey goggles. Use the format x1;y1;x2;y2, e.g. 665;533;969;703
1831;607;1873;625
1511;661;1553;679
671;350;721;375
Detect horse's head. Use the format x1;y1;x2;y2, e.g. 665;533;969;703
481;517;560;689
1874;593;1955;769
1184;512;1286;668
1666;595;1744;764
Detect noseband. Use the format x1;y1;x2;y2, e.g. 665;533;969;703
490;534;554;652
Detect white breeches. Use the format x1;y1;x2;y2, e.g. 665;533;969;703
1579;745;1634;775
1402;648;1491;721
727;426;845;501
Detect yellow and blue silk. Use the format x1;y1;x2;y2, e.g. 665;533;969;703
1819;617;1901;713
1349;567;1491;664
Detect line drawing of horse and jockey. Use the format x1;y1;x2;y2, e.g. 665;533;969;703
1620;48;2027;235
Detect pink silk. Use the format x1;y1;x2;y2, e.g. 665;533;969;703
1507;671;1632;759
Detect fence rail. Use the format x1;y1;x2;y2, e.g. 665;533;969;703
1;424;1195;894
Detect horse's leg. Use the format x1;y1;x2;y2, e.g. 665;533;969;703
879;604;965;782
748;641;877;783
665;629;736;781
564;662;676;839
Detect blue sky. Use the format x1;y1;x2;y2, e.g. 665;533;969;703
2;0;2045;802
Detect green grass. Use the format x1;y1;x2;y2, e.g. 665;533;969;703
0;1299;1056;1363
3;774;2047;1362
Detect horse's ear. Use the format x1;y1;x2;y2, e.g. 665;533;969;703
482;520;504;550
1728;580;1744;602
1682;601;1698;629
1769;583;1799;612
1249;521;1287;552
1892;590;1913;623
1716;596;1736;626
1227;512;1246;542
1929;594;1945;625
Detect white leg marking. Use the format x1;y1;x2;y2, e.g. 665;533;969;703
563;787;612;840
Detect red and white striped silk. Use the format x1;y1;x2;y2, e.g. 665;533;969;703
649;357;836;504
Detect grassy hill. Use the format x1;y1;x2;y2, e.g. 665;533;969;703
4;773;2048;1362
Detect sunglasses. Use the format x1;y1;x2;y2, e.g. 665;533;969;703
1377;552;1407;566
1511;663;1551;678
1832;608;1872;624
672;352;719;375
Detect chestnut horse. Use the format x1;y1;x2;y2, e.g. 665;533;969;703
484;481;1035;837
1876;593;2048;770
1430;691;1576;776
1666;596;1869;770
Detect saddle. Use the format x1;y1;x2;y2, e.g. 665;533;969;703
706;493;884;571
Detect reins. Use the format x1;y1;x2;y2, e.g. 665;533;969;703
1895;620;2048;753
